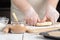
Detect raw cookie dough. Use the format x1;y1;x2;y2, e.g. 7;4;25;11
3;24;27;34
36;22;52;26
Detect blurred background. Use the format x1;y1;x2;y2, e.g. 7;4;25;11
57;0;60;22
0;0;60;23
0;0;11;23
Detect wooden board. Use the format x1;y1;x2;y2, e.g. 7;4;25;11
26;22;60;34
3;22;60;34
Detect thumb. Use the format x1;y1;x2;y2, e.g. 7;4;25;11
37;18;41;23
41;16;47;22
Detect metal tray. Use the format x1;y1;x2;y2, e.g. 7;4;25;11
39;29;60;40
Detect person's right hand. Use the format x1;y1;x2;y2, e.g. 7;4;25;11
41;5;59;23
24;11;40;26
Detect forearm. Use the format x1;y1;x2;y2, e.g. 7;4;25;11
13;0;35;14
47;0;59;8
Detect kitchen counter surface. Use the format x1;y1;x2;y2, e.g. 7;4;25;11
0;32;54;40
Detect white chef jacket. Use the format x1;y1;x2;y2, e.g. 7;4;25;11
11;0;47;22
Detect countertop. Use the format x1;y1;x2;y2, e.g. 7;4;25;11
0;32;53;40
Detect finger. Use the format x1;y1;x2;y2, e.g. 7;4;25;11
42;16;47;22
27;19;32;25
24;18;28;24
29;18;36;26
37;18;41;23
46;17;51;22
32;19;37;26
47;17;54;23
25;18;30;25
28;20;33;26
24;18;27;24
25;18;33;25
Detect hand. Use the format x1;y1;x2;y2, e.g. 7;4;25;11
41;5;59;23
25;11;40;25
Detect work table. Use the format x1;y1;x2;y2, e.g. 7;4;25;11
0;22;60;40
0;32;53;40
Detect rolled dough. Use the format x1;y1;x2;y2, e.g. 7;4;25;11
36;22;52;26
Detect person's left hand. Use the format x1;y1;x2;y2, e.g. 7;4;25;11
41;5;59;23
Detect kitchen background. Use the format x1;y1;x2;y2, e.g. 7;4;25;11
0;0;10;23
0;0;60;24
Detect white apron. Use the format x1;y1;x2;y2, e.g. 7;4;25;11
11;0;47;22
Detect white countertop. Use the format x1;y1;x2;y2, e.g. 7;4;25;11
0;32;53;40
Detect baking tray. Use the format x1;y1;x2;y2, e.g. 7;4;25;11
39;29;60;40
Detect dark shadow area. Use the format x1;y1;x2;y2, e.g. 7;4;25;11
57;0;60;22
0;0;11;24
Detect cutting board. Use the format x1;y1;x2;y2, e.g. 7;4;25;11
3;22;60;34
26;22;60;34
